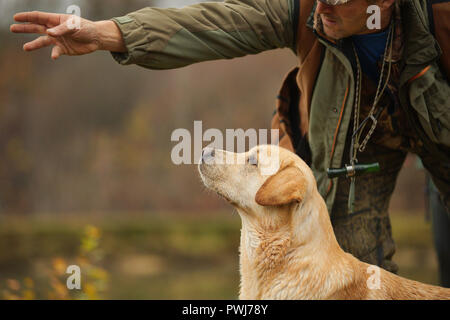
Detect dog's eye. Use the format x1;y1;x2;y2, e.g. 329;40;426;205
247;155;258;166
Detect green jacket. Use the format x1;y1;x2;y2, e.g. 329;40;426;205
111;0;450;213
111;0;296;68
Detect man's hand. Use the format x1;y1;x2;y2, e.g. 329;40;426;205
10;11;127;60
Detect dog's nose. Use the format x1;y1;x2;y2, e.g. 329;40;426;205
201;147;215;162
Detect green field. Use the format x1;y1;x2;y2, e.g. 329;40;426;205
0;210;439;299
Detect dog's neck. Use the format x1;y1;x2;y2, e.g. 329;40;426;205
237;192;356;299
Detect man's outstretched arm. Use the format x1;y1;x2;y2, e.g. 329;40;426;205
11;0;296;69
109;0;296;69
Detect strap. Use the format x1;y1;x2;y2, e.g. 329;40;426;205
297;0;317;60
292;0;300;50
426;0;450;81
427;0;436;36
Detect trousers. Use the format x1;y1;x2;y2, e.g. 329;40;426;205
329;108;450;273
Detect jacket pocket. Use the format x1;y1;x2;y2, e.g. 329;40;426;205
408;64;450;148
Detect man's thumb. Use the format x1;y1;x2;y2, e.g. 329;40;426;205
47;23;72;37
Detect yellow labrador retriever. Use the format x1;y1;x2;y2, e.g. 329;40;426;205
198;144;450;300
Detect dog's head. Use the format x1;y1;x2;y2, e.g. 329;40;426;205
198;145;316;215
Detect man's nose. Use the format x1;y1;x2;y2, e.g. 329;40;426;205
201;147;215;162
316;0;333;14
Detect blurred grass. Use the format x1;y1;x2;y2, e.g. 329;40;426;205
390;211;439;286
0;210;440;299
0;212;242;299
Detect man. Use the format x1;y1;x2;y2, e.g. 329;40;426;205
427;174;450;287
10;0;450;274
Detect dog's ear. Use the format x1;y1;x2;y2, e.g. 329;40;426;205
255;166;307;206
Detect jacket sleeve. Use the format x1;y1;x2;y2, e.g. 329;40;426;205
110;0;296;70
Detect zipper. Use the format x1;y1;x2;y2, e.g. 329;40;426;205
326;81;350;197
329;84;350;162
311;31;355;198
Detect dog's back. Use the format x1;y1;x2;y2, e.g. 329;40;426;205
332;258;450;299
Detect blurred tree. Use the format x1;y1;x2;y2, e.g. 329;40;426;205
0;47;35;213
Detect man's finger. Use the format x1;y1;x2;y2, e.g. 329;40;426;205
23;35;55;51
10;23;47;34
51;45;65;60
14;11;62;27
47;23;73;37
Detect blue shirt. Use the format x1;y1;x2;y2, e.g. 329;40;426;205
351;28;390;84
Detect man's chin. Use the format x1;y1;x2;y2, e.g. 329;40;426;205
321;25;340;39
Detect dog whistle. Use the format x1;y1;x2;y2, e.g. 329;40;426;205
348;177;356;214
326;162;380;179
